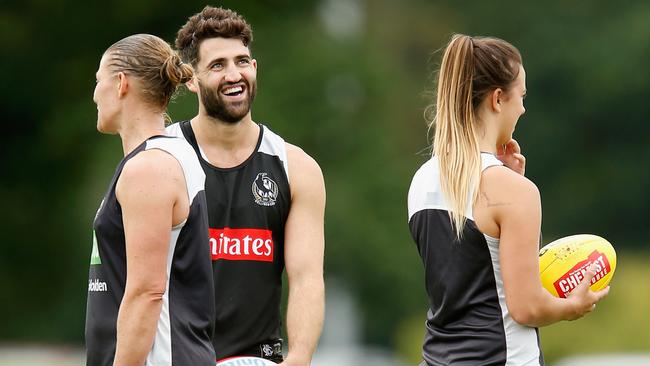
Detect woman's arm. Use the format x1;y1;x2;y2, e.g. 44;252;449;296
113;150;186;366
475;166;609;327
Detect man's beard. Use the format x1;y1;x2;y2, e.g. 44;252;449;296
199;79;256;124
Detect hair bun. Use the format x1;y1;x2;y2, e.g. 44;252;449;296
177;59;194;84
162;53;193;86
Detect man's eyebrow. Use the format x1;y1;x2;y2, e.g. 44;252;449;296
207;57;226;65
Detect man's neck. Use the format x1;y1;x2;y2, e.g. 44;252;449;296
190;114;261;168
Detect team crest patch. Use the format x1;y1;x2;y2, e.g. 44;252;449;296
259;340;282;358
252;173;278;206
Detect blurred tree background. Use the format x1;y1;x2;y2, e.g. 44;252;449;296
1;0;648;364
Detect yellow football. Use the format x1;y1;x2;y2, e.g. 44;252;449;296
539;234;616;298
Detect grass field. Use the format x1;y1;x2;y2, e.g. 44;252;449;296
0;345;84;366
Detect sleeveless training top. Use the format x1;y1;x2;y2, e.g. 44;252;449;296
85;136;215;366
407;153;543;366
166;121;291;361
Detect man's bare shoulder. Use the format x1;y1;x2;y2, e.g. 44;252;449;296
284;142;325;201
285;142;323;177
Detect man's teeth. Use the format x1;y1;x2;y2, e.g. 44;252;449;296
223;86;243;95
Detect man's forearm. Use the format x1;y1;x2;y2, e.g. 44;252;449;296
284;275;325;365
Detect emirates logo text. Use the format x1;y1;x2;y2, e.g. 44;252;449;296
209;227;274;262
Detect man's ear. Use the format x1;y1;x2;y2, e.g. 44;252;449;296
491;88;503;112
186;75;199;93
116;72;129;98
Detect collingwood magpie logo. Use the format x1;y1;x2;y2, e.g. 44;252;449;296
252;173;278;206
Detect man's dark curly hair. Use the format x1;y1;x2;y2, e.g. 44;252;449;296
175;6;253;66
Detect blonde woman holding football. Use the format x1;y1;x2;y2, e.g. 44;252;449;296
407;34;609;365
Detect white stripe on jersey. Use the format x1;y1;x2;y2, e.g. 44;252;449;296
485;234;541;365
258;126;289;182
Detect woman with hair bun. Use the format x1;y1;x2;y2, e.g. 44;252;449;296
407;34;609;365
85;34;215;366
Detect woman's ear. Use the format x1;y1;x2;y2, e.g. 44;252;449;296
116;72;129;98
491;88;503;112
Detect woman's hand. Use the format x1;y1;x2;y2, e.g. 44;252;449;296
565;264;611;320
497;139;526;176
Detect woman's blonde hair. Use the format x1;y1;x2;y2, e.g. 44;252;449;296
105;34;194;110
428;34;522;238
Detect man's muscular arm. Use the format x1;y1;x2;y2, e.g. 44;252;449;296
281;144;326;366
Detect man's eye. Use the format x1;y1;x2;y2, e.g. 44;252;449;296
238;59;250;65
211;63;223;69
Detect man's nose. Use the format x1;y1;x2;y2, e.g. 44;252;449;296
223;64;242;83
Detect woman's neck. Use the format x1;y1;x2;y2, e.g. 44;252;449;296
117;107;166;155
476;113;500;154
